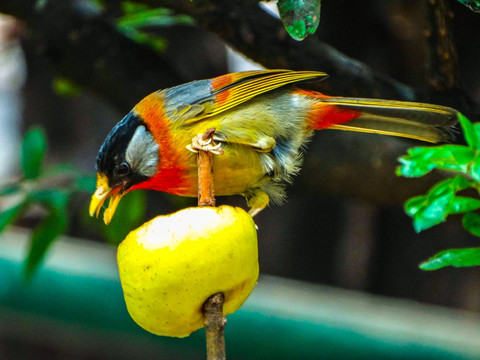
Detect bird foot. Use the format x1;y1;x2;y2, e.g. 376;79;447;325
187;130;224;155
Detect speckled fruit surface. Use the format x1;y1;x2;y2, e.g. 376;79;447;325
117;205;259;337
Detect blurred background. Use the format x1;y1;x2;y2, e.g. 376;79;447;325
1;0;480;359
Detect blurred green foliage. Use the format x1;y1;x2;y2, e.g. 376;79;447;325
52;77;83;97
116;2;194;52
456;0;480;12
0;127;146;280
419;247;480;270
397;114;480;270
21;127;47;179
0;127;76;279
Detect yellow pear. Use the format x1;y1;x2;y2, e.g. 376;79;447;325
117;205;259;337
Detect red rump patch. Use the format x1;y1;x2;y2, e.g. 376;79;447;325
309;104;363;130
294;89;362;130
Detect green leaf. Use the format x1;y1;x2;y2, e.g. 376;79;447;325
23;190;70;279
396;159;436;177
116;3;193;52
450;174;471;191
404;195;427;216
277;0;321;40
427;176;469;197
445;145;476;164
21;127;47;179
121;1;150;14
427;178;456;198
406;177;470;232
469;157;480;181
24;209;68;280
456;0;480;12
0;202;26;233
420;248;480;270
118;27;167;52
449;197;480;214
474;123;480;146
118;7;193;27
396;147;439;177
412;192;451;232
439;145;474;172
458;113;479;150
398;145;476;178
463;212;480;237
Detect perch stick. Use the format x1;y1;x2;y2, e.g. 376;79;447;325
194;127;226;360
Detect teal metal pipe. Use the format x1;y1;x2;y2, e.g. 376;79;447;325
1;229;480;359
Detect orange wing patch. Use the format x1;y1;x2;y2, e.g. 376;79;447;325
211;70;284;92
208;70;327;117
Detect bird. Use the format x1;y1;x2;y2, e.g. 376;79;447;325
89;69;459;224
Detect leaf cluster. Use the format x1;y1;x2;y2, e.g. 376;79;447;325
397;115;480;270
0;127;145;280
0;128;81;279
116;2;194;53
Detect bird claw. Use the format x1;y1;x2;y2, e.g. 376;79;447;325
187;133;224;155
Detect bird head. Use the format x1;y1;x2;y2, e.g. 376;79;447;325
89;112;159;224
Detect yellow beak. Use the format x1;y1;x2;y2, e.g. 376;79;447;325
89;173;124;225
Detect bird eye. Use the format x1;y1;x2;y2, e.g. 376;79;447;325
115;162;130;177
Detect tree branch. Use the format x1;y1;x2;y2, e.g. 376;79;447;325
0;0;183;110
145;0;419;101
425;0;460;91
196;128;223;207
192;128;227;359
3;0;474;110
203;292;226;359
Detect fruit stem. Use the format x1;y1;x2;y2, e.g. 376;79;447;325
203;293;227;360
196;128;227;359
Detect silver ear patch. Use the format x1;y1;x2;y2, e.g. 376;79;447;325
125;126;159;178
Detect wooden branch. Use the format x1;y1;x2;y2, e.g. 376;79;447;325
146;0;418;101
197;128;218;207
203;293;227;360
2;0;475;109
192;128;226;359
0;0;183;110
425;0;460;91
0;0;421;103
